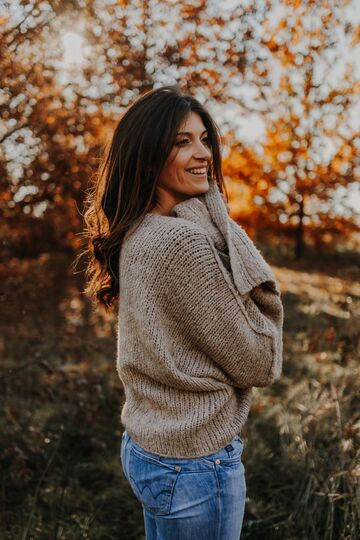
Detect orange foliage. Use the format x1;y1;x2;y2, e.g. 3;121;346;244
1;0;359;259
224;0;359;256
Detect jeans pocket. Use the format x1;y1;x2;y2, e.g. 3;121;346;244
220;436;244;465
237;435;244;445
129;446;181;515
200;435;244;466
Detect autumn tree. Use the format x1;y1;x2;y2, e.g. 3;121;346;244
0;1;110;256
3;0;358;259
1;0;263;257
223;0;360;257
80;0;263;107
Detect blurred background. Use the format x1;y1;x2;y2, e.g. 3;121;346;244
1;0;359;539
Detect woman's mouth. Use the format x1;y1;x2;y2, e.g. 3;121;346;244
186;167;207;176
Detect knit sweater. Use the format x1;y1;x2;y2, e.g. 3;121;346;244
116;178;284;458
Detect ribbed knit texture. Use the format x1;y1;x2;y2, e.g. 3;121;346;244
116;178;284;458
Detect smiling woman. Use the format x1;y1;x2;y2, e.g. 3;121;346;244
82;84;225;308
81;85;284;540
151;112;213;215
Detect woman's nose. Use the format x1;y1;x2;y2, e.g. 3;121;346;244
194;140;212;159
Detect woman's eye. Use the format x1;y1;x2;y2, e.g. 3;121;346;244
176;139;189;146
176;138;210;146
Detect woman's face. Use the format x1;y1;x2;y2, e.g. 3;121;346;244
155;112;212;213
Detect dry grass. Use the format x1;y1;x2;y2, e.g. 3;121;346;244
0;249;359;539
241;258;360;539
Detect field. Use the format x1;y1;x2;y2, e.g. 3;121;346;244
1;248;359;540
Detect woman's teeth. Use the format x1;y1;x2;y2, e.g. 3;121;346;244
187;168;207;175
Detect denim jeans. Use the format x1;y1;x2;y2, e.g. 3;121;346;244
120;430;246;539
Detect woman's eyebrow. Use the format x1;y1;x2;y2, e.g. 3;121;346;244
177;130;208;136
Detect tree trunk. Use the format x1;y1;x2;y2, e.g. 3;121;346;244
295;199;304;259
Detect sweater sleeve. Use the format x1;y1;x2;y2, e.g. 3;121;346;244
153;223;283;389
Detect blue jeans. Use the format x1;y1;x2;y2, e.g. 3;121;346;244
120;430;246;539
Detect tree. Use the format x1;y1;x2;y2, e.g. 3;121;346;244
0;1;107;256
223;0;360;257
1;0;261;256
2;0;358;258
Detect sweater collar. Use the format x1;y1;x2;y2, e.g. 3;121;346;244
170;177;225;218
171;178;279;295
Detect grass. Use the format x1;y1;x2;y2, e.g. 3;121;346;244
0;249;359;539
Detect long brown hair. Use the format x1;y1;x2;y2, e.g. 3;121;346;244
81;85;226;310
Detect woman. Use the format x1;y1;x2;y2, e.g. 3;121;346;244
83;85;284;539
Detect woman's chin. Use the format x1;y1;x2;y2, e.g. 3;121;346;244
191;178;209;193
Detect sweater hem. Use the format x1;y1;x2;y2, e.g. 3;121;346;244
125;430;244;459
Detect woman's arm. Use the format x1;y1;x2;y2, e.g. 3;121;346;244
154;224;283;389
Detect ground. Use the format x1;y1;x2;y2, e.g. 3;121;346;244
0;247;359;539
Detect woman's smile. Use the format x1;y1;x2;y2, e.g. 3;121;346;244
186;167;208;176
152;111;212;214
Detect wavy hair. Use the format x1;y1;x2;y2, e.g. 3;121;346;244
81;85;227;310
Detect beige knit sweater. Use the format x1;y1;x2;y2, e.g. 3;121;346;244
117;178;284;458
